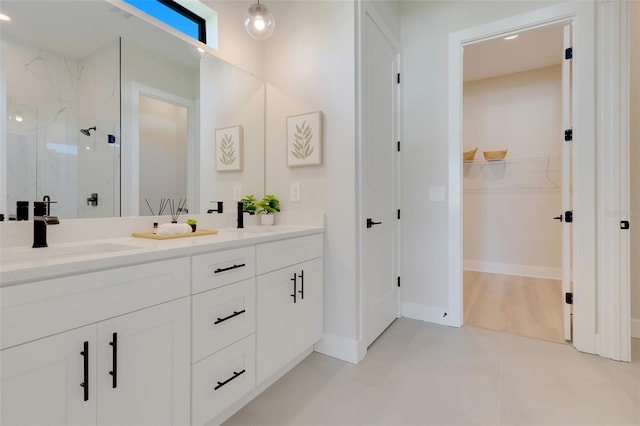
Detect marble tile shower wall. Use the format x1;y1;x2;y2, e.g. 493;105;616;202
5;37;119;219
6;38;78;218
77;40;120;219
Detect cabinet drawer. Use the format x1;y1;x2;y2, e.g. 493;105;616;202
192;278;256;363
192;246;255;294
1;258;190;350
191;334;256;425
256;234;323;275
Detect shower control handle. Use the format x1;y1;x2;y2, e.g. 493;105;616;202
87;193;98;206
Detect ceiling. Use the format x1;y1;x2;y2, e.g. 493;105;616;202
463;23;565;82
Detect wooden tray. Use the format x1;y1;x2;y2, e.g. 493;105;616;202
132;229;219;240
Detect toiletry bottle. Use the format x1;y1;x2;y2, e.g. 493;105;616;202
153;222;158;235
16;201;29;221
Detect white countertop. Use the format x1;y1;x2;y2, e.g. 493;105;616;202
0;226;323;287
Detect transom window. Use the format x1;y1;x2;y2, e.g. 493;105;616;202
124;0;207;44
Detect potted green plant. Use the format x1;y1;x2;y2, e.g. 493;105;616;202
186;218;197;232
256;194;280;225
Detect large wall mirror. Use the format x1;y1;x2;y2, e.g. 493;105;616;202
1;0;265;220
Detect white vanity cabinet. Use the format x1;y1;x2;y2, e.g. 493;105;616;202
0;258;191;426
190;248;257;425
256;235;324;385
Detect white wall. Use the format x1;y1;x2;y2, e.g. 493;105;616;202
630;0;639;330
401;0;561;318
463;66;562;278
263;1;358;348
139;96;187;214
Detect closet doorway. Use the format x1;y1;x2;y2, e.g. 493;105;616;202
461;23;570;344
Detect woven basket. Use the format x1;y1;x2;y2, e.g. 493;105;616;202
463;148;478;162
483;149;508;161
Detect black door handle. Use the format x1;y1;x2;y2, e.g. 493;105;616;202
80;341;89;401
553;215;563;222
109;333;117;389
366;218;382;228
298;270;304;300
291;273;297;303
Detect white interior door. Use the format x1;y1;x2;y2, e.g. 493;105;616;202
561;24;574;341
363;12;399;348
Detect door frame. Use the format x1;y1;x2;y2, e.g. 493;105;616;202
356;1;402;362
448;3;597;353
122;83;197;217
448;1;631;361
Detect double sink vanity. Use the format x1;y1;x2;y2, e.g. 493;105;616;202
0;218;324;425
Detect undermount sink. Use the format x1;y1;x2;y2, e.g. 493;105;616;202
0;243;141;266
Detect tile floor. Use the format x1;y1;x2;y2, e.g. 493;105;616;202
225;319;640;426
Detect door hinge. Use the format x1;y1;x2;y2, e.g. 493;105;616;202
397;277;401;287
621;220;630;230
564;129;573;141
397;73;400;84
397;141;401;152
565;292;573;304
397;209;401;219
564;210;573;223
565;47;573;60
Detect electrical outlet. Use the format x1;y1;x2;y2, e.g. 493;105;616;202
233;185;242;201
290;183;300;201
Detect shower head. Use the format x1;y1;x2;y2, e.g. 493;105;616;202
80;126;96;136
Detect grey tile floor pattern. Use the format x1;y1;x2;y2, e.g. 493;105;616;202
224;318;640;426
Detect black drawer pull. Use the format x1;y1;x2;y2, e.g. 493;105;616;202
214;309;246;325
214;369;246;391
298;270;304;300
291;273;297;303
80;341;89;401
214;263;246;274
109;332;117;389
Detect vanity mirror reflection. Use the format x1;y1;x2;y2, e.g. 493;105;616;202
0;0;265;220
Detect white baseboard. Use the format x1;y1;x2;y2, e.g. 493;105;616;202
464;259;562;280
314;333;363;364
402;302;456;327
632;318;640;339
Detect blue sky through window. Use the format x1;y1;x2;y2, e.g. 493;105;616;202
124;0;202;42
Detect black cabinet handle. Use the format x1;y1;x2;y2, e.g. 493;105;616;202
214;369;246;391
214;263;246;274
109;333;117;389
80;341;89;402
298;270;304;300
214;309;246;325
366;218;382;228
291;273;297;303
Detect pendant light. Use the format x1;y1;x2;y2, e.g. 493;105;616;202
244;0;274;40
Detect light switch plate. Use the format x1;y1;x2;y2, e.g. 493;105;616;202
290;183;300;201
233;185;242;201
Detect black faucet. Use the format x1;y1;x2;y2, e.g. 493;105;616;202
237;201;254;229
33;201;59;248
207;201;223;214
42;195;57;216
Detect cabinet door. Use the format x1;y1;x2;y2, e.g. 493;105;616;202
256;267;295;385
292;258;324;356
1;325;97;426
96;298;190;426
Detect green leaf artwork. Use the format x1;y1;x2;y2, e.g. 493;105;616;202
219;133;236;166
291;120;314;160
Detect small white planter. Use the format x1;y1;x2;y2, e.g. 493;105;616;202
260;214;275;226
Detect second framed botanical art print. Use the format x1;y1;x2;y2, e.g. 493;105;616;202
287;111;323;167
215;125;243;172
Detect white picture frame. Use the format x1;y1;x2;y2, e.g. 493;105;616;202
215;125;243;172
287;111;323;167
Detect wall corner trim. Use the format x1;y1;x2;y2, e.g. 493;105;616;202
631;319;640;340
402;302;458;327
314;333;362;364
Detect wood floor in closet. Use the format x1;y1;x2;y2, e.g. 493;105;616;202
463;270;565;344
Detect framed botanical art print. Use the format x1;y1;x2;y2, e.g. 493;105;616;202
215;125;243;172
287;111;323;167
